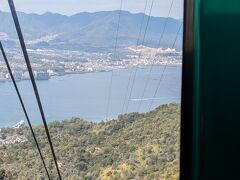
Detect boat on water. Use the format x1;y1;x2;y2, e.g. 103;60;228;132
13;120;25;129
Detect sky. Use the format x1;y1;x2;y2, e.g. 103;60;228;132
0;0;183;19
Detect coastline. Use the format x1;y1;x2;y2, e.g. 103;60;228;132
0;63;182;83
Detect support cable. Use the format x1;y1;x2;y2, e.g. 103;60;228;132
137;0;175;111
124;0;155;113
8;0;62;179
148;23;183;111
0;41;51;180
120;0;148;115
106;0;123;120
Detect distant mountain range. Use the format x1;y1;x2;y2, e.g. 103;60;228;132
0;10;182;52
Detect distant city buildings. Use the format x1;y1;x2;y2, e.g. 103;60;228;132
34;71;50;80
0;46;182;82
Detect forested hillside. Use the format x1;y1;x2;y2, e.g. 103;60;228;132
0;103;180;179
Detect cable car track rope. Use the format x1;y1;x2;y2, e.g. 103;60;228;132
0;42;51;179
8;0;62;179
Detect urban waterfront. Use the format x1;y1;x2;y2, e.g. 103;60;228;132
0;65;181;127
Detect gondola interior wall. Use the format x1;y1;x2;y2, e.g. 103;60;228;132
184;0;240;179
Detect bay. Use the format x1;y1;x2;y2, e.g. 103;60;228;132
0;65;181;127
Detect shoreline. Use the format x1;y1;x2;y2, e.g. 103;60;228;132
0;63;182;84
0;100;181;129
0;103;180;130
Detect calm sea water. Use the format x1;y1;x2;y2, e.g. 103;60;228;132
0;66;181;127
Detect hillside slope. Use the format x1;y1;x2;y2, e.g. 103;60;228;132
0;103;180;179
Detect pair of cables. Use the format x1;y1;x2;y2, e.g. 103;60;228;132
123;0;180;113
123;0;155;114
0;42;51;179
0;0;63;179
106;0;156;119
137;0;176;112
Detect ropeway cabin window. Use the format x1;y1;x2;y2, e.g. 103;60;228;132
0;0;183;179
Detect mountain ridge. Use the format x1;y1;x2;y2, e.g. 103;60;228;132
0;10;182;51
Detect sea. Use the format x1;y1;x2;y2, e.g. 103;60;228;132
0;65;181;127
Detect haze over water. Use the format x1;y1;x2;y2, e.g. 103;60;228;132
0;66;181;127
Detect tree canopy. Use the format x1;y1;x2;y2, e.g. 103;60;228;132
0;103;180;179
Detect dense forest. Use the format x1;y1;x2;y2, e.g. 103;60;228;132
0;103;180;179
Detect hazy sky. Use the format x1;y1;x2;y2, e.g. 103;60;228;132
0;0;183;19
